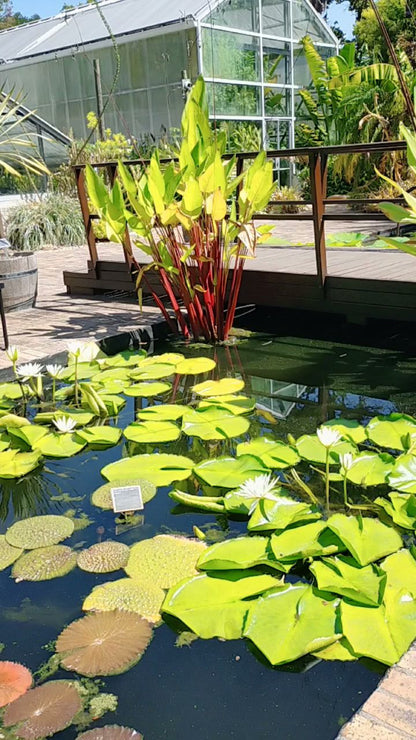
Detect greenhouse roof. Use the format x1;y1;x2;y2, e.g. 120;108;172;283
0;0;213;62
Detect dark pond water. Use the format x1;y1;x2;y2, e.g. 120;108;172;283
2;325;414;740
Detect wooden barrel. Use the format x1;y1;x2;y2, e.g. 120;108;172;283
0;252;38;312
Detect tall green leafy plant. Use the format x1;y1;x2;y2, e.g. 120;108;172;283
86;78;273;342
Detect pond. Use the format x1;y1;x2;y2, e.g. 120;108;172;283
1;327;415;740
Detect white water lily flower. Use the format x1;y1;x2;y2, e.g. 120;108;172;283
316;426;341;448
5;345;19;363
46;364;63;379
53;416;77;433
67;340;87;358
16;362;44;380
340;452;353;472
236;473;281;514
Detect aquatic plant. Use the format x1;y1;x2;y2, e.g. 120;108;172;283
33;431;86;459
77;542;130;573
0;661;32;707
192;378;245;396
101;453;195;487
125;535;206;588
0;449;42;479
83;578;164;623
6;515;74;549
182;406;250;441
12;546;78;582
90;479;156;510
124;420;181;444
0;535;23;571
3;680;82;739
56;611;152;676
77;727;142;740
233;474;282;514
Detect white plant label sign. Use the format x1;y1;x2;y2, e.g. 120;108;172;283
111;485;144;513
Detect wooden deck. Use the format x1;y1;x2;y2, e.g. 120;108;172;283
63;243;416;323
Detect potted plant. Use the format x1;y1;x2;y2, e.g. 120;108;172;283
86;77;274;342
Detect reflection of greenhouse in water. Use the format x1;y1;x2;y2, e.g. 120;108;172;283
0;0;336;171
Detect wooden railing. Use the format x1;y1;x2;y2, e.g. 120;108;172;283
74;139;407;290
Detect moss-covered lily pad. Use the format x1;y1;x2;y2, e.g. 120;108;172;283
124;382;171;397
101;453;194;487
310;555;384;606
182;407;249;441
244;584;341;665
326;513;402;566
6;515;74;549
0;535;23;571
12;545;77;581
237;437;299;469
125;535;206;587
194;455;269;488
83;578;164;623
192;378;245;396
366;413;416;451
75;426;122;449
0;449;42;478
77;542;130;573
91;479;156;510
124;420;181;444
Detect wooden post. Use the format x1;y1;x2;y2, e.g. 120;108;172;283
75;167;98;271
93;59;106;141
310;152;327;289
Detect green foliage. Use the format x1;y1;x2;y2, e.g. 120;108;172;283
6;194;85;250
355;0;415;66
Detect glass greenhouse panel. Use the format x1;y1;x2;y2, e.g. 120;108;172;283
263;39;291;85
292;0;335;42
264;86;290;116
206;82;261;116
261;0;290;38
203;0;260;32
202;28;260;82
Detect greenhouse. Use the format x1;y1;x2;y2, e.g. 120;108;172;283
0;0;337;169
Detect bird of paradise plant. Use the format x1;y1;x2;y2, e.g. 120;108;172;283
85;77;274;342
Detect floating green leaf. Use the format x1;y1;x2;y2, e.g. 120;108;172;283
91;367;131;384
8;425;48;449
83;578;164;623
33;432;86;458
6;515;74;549
194;455;269;488
248;497;321;532
192;378;245;396
197;536;288;573
375;492;416;530
388;454;416;493
310;555;384;606
322;419;366;445
129;363;175;381
60;362;100;381
237;437;299;469
34;409;95;426
124;382;171;397
94;393;126;415
12;545;77;581
380;549;416;594
136;404;187;421
101;453;195;487
124;420;180;444
140;352;183;366
0;382;24;400
0;432;10;452
175;357;216;375
0;449;42;478
100;349;147;367
182;407;249;440
162;570;279;639
0;535;23;571
91;479;156;509
244;584;341;665
270;521;342;562
296;434;356;464
198;394;256;416
366;413;416;451
75;426;122;448
125;535;206;587
77;542;130;573
312;639;357;662
346;452;394;486
0;414;30;429
326;513;402;566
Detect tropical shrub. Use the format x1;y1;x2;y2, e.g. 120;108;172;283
377;125;416;254
6;194;85;250
86;77;274;342
265;185;305;215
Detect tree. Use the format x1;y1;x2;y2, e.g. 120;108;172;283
355;0;416;67
0;1;39;30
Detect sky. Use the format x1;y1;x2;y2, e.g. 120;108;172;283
12;0;357;38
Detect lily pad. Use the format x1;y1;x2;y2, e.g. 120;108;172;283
270;522;343;562
129;363;175;381
33;432;86;458
346;452;394;486
83;578;164;623
326;513;402;566
192;378;245;396
33;409;95;426
124;382;171;397
296;434;356;464
12;545;77;581
6;515;74;549
75;426;122;448
0;413;30;429
139;352;184;366
366;413;416;451
77;727;142;740
0;431;10;452
7;425;48;449
0;382;24;400
91;368;131;384
100;350;147;367
0;449;41;478
194;455;269;488
388;454;416;493
310;555;384;606
312;639;357;662
380;549;416;594
124;420;181;444
322;418;366;445
375;492;416;530
101;453;195;487
136;404;187;422
197;536;288;573
244;584;341;665
0;535;23;571
77;542;130;573
125;535;206;587
162;570;279;639
248;497;321;532
91;479;156;510
3;680;82;739
175;357;216;375
198;394;256;416
237;437;300;469
182;407;250;441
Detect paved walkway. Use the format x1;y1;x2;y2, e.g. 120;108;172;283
0;246;160;370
